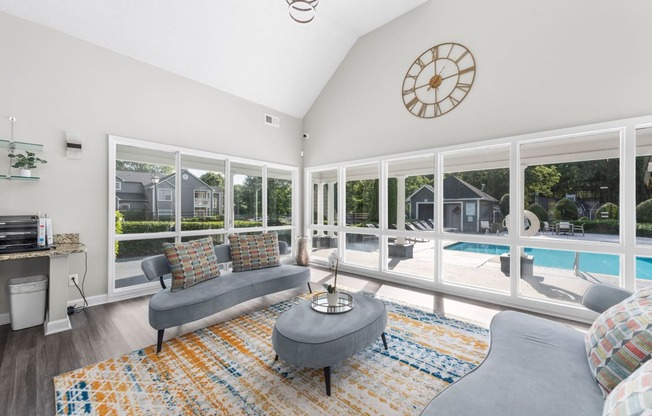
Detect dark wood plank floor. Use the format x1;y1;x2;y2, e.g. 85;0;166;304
0;266;586;415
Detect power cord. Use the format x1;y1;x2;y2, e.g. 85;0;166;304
68;245;88;315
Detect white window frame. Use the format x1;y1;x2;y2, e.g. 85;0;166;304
305;115;652;324
108;135;299;302
115;181;122;191
158;188;172;201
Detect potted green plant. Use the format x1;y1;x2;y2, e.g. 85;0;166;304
9;151;47;177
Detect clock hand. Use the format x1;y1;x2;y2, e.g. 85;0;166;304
437;62;449;76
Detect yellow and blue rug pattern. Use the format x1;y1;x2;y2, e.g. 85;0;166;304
54;293;489;415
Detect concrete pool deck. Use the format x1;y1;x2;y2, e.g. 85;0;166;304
311;231;651;308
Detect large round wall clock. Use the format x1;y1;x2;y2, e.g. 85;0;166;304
402;42;476;119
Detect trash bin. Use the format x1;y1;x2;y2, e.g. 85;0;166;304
7;274;48;330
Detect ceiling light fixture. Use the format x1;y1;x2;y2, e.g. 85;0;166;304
287;0;318;24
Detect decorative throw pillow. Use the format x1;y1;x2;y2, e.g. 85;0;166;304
162;237;220;291
228;232;280;272
586;287;652;396
603;359;652;416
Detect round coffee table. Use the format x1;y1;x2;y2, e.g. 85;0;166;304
272;293;388;396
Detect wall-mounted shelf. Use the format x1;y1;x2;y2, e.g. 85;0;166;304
0;174;40;181
0;138;43;152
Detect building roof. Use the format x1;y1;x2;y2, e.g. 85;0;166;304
116;192;148;202
407;176;500;202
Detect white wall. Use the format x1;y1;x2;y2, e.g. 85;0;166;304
303;0;652;166
0;12;303;316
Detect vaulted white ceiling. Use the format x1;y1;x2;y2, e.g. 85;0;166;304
0;0;428;118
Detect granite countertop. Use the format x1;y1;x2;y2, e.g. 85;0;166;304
0;233;86;261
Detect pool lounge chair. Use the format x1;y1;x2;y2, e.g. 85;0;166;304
480;220;491;234
573;223;585;236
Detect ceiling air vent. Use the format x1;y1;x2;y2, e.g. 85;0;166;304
265;114;280;128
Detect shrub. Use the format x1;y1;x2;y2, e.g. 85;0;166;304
637;199;652;223
596;202;619;220
554;198;578;220
527;203;548;226
500;194;510;216
637;223;652;238
579;219;619;235
115;211;124;257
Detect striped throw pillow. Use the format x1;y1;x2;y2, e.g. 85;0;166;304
586;287;652;396
228;233;280;272
163;237;220;291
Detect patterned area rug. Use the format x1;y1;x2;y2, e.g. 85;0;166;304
54;293;489;415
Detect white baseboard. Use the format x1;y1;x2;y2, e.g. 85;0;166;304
44;314;72;335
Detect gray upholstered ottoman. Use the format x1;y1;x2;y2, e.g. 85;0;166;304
272;293;388;396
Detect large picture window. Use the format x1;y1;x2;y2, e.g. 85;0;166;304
109;136;298;299
306;116;652;322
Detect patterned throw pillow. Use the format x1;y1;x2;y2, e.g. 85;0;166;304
228;232;280;272
586;287;652;396
162;237;220;291
603;359;652;416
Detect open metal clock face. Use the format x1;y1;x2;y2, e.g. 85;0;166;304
402;42;476;119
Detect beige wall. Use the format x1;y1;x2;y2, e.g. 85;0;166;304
0;12;303;317
303;0;652;166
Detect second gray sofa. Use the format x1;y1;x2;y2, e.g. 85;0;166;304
141;241;311;353
420;284;633;416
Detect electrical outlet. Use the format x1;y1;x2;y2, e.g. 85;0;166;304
68;274;78;287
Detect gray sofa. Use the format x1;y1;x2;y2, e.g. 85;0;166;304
421;284;634;416
141;241;311;353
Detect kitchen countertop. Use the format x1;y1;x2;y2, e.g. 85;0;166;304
0;233;85;261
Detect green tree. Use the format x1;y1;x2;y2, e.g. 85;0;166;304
455;169;509;201
524;165;561;205
199;172;224;189
268;178;292;224
115;161;174;174
554;197;579;220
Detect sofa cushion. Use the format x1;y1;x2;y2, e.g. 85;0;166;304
586;287;652;396
228;232;280;272
602;359;652;416
420;310;604;416
162;237;220;291
148;264;311;330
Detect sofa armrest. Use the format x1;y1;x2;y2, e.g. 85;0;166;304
141;254;171;288
582;284;633;313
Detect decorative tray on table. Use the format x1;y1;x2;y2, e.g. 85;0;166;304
310;292;354;314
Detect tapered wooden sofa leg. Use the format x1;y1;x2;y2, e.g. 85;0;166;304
157;329;165;353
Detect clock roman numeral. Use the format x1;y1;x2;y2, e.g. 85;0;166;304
434;103;442;117
403;86;416;95
417;103;428;117
431;46;439;61
450;96;460;107
457;82;472;92
415;58;426;69
458;66;475;75
406;96;419;110
454;50;469;64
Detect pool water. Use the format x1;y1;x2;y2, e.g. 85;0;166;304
445;242;651;279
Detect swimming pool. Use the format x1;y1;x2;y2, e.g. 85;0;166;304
445;242;652;279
